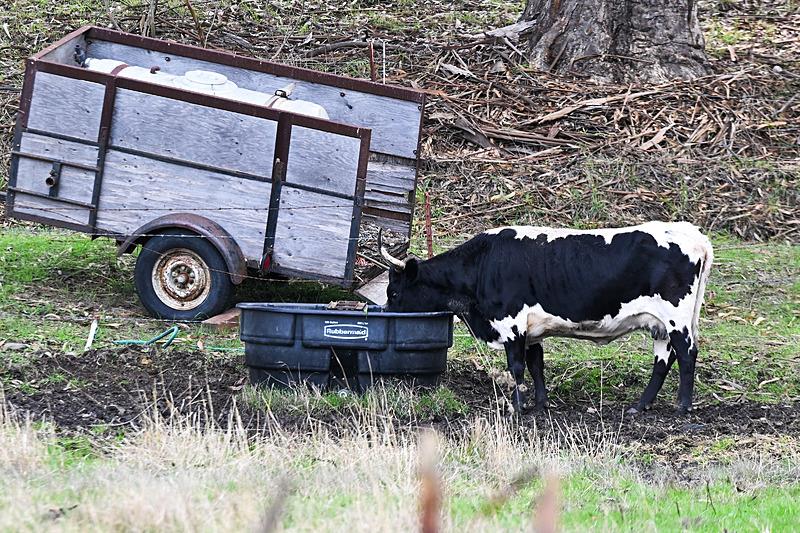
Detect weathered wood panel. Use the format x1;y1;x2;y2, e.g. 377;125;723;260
272;186;354;279
361;213;410;234
366;160;416;192
15;158;95;204
285;126;361;196
363;200;412;216
40;34;87;66
88;40;422;159
97;150;272;260
19;132;99;166
363;160;415;228
364;190;411;209
27;72;105;140
13;192;92;226
110;89;277;178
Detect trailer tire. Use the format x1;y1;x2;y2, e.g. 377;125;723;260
134;230;233;320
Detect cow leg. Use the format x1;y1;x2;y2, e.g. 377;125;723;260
504;336;528;413
629;338;676;414
671;329;697;414
525;342;549;409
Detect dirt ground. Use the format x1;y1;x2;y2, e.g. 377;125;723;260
4;348;797;451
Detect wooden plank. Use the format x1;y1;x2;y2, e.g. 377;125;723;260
361;214;410;234
285;126;361;196
19;132;99;166
364;189;410;206
27;72;105;141
355;270;389;305
362;160;415;226
366;160;416;192
15;157;95;204
365;181;411;196
97;150;272;260
362;199;412;215
13;192;92;226
88;40;422;159
272;187;353;279
110;88;277;178
201;308;240;330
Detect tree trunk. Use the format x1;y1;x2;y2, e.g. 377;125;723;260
521;0;710;84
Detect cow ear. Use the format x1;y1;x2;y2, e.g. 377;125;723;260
405;258;419;282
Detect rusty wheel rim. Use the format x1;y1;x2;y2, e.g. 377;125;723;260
151;248;211;311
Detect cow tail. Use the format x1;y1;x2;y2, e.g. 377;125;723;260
691;238;714;346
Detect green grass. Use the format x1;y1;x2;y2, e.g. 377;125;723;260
447;472;800;531
242;383;468;419
559;476;800;532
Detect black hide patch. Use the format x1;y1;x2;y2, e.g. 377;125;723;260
474;230;699;323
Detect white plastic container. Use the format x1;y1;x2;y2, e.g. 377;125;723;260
84;58;329;119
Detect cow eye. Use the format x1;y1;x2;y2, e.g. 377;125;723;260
390;291;398;299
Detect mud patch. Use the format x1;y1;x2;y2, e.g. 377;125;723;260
444;360;800;444
2;348;247;430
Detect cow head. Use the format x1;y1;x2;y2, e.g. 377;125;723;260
379;230;446;313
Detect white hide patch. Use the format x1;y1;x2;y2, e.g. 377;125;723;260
487;283;701;353
654;338;671;365
484;221;710;264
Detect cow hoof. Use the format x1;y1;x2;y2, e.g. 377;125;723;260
676;405;693;415
533;400;549;411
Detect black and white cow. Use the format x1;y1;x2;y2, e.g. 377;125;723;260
381;222;713;414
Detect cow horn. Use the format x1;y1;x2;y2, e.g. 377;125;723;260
378;228;406;269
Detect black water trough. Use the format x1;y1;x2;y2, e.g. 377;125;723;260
238;303;454;391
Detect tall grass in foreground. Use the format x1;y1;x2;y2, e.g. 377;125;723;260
1;389;798;532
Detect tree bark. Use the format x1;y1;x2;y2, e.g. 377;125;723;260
521;0;710;84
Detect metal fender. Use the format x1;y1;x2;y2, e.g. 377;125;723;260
116;213;247;284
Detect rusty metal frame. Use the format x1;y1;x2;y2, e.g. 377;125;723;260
89;76;117;227
262;114;291;268
262;114;371;288
344;129;371;283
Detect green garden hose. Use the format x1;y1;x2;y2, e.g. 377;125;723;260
113;325;180;349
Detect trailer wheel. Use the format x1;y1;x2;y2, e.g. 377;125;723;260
134;230;233;320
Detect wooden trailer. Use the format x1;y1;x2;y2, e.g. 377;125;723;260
5;26;425;319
